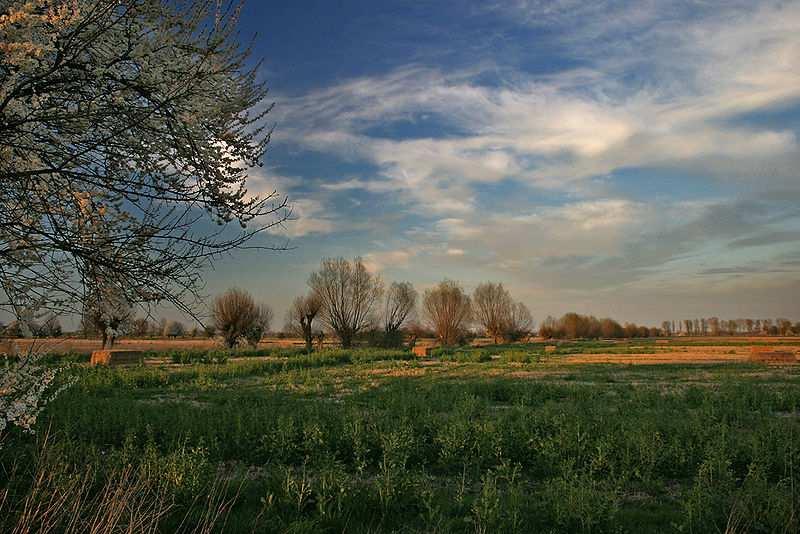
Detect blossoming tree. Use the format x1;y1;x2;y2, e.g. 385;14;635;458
0;0;287;436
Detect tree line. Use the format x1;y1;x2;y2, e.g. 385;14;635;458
213;257;535;350
7;272;799;347
660;318;800;337
538;313;660;339
7;256;797;348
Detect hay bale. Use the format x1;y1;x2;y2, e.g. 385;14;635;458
749;347;797;363
412;345;435;357
90;350;143;366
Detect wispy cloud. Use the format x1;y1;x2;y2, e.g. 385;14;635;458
245;0;800;322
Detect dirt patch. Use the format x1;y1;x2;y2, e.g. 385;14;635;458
562;349;751;365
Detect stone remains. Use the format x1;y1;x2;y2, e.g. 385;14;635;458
749;347;797;363
90;350;144;366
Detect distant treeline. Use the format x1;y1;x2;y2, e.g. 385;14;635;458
538;313;660;340
660;318;799;337
537;313;800;340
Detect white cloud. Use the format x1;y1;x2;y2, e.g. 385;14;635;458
270;0;800;209
247;170;337;237
250;1;800;322
362;248;416;273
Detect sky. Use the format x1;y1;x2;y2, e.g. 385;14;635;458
201;0;800;327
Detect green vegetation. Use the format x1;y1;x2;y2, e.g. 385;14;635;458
2;345;799;533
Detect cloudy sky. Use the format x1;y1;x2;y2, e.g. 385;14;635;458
211;0;800;326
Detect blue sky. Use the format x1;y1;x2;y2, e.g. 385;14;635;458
201;0;800;326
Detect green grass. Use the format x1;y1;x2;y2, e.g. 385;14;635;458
2;343;799;533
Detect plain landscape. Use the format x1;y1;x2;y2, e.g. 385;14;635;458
3;335;800;532
2;0;800;533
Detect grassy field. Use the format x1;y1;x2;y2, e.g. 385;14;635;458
2;340;799;532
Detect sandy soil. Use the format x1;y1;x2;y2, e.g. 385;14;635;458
561;344;800;365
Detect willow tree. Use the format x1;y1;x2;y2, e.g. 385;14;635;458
382;282;416;332
0;0;285;436
423;280;471;346
473;282;532;343
212;288;272;348
308;258;383;348
285;293;322;352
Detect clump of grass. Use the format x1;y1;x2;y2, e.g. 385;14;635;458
0;433;238;533
437;349;492;363
498;350;541;363
170;349;230;365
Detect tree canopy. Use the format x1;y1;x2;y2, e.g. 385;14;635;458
0;0;288;323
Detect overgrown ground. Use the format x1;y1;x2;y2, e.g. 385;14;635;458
2;340;800;532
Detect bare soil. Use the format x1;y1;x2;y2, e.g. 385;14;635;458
562;344;800;364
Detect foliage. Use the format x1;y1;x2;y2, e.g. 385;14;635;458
0;0;287;318
0;348;70;440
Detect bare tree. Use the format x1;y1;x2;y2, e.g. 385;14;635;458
661;321;672;337
506;301;534;341
383;282;417;333
423;280;471;346
601;318;625;338
471;282;533;343
162;320;186;339
83;285;133;349
131;318;151;337
40;314;62;337
245;304;273;347
777;318;793;336
285;294;322;352
0;0;289;325
473;282;514;343
308;258;383;348
212;288;269;348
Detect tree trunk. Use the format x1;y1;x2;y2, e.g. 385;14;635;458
303;326;313;353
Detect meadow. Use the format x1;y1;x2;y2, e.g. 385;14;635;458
2;339;799;533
